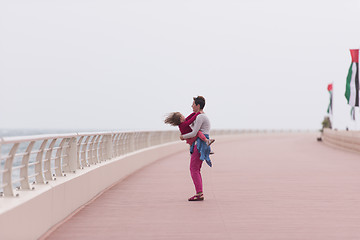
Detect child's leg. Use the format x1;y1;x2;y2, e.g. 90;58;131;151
196;131;215;145
196;131;208;142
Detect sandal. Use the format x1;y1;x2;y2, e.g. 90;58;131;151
207;139;215;146
188;193;204;201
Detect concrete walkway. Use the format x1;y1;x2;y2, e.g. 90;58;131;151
44;133;360;239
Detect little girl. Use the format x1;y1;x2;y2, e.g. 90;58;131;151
164;111;215;146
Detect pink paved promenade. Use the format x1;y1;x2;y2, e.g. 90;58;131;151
44;133;360;239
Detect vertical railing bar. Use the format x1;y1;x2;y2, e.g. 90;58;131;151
81;136;91;167
88;136;97;165
130;132;135;152
43;139;57;181
94;135;101;163
98;135;104;162
35;140;48;184
54;139;66;177
114;133;120;157
67;137;77;173
19;141;35;190
77;136;85;169
2;143;20;196
61;140;69;172
106;135;113;160
123;133;129;154
119;133;125;155
62;137;77;172
111;134;116;157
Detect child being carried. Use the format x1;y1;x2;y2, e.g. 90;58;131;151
164;111;215;146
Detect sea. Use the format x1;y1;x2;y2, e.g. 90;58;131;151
0;128;103;138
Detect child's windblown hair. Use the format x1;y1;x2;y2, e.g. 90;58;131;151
164;112;182;126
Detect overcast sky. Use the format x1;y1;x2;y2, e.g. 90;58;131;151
1;0;360;132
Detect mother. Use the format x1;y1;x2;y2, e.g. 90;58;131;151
180;96;212;201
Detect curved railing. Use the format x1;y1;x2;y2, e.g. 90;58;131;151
322;128;360;153
0;129;242;198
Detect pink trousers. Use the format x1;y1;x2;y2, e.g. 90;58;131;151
190;147;203;193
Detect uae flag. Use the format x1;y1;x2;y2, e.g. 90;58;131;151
345;49;359;106
327;83;333;114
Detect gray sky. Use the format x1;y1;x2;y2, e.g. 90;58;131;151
1;0;360;132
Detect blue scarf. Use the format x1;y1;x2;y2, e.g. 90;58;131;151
189;134;212;167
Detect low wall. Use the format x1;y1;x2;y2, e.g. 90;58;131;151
322;128;360;153
0;141;186;240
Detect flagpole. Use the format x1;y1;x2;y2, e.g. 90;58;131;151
326;82;334;129
331;81;334;129
356;107;359;130
357;45;360;131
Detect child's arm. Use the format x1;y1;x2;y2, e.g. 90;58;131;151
185;112;196;121
182;112;201;127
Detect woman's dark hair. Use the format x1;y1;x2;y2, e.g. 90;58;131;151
193;96;205;109
164;112;182;126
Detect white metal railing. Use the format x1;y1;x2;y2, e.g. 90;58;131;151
0;129;242;198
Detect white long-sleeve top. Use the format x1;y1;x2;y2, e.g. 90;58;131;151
182;113;211;139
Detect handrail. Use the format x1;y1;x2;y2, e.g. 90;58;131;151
322;128;360;153
0;129;242;197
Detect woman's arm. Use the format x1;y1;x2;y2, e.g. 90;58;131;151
181;115;204;139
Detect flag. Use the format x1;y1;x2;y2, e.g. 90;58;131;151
327;83;333;114
351;106;356;120
345;49;360;106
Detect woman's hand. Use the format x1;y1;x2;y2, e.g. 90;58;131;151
180;135;185;141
